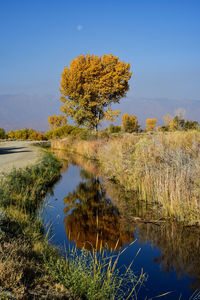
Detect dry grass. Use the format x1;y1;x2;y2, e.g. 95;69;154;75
52;131;200;225
0;232;75;299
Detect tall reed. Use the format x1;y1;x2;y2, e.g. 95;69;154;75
52;131;200;225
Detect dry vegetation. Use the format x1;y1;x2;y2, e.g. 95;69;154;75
52;131;200;225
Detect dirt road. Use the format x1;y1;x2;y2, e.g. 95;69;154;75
0;141;42;175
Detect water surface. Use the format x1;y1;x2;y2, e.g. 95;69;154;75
41;152;200;299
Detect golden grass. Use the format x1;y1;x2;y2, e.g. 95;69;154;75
52;131;200;225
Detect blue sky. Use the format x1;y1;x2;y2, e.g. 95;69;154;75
0;0;200;130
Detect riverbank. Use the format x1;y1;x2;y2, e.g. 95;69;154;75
41;152;200;298
51;131;200;225
0;153;70;299
0;151;145;299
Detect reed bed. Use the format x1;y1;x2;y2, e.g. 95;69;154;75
52;131;200;225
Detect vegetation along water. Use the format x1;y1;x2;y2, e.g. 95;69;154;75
0;150;147;299
42;140;200;300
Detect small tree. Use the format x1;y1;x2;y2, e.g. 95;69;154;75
8;130;15;139
48;114;67;130
145;118;157;131
122;113;140;133
163;114;171;126
0;128;6;139
60;54;132;131
169;117;179;131
170;116;199;131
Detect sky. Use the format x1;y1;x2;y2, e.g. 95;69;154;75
0;0;200;130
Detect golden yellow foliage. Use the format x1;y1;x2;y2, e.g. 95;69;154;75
145;118;157;131
63;172;134;250
7;128;45;140
60;54;132;131
121;113;140;132
48;114;67;130
169;118;179;131
121;113;129;125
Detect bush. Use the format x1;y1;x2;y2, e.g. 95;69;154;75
109;124;121;133
7;128;46;141
45;124;91;140
122;114;140;133
0;128;6;139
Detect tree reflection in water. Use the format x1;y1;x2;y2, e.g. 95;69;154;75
135;222;200;292
53;150;200;293
106;180;200;292
63;169;134;251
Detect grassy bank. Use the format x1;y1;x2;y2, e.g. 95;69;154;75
0;153;66;299
51;131;200;225
0;152;146;299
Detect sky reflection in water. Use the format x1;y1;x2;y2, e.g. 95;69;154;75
41;153;200;299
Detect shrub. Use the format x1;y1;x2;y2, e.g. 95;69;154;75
7;128;46;141
122;114;140;133
45;124;90;140
109;124;121;133
0;128;6;139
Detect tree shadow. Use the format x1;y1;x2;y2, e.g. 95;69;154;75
0;147;31;155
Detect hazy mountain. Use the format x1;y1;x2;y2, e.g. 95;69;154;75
0;94;60;132
0;93;200;132
114;97;200;127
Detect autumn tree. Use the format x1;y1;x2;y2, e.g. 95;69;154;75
63;169;134;250
48;114;67;130
145;118;157;131
169;117;179;131
163;114;171;126
121;113;140;133
60;54;132;131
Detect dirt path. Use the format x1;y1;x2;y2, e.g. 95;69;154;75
0;141;42;175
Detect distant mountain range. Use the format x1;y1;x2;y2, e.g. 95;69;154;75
0;94;60;132
115;96;200;127
0;93;200;132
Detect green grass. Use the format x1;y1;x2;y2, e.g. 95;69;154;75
43;240;147;300
0;151;147;299
0;152;61;214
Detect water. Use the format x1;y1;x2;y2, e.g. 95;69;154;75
41;151;200;299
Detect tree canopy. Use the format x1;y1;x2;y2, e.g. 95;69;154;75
60;54;132;131
48;114;67;130
121;113;140;133
145;118;157;131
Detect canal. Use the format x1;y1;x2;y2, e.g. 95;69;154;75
41;151;200;299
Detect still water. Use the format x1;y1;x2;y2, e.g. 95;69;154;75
41;151;200;299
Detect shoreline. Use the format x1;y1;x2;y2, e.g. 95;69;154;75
51;131;200;226
0;150;141;299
